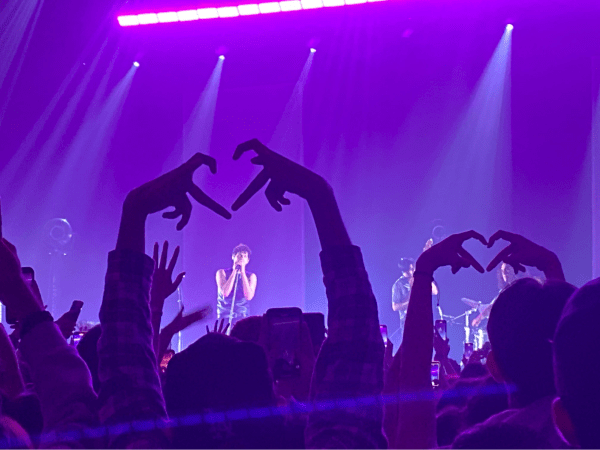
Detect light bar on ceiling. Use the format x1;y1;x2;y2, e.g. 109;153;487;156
117;0;386;26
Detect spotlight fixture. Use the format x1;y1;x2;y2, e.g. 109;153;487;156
506;23;514;31
133;61;140;67
310;48;316;53
219;55;225;60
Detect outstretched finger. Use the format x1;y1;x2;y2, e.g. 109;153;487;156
456;230;488;247
176;196;193;231
232;170;270;211
458;247;484;273
162;208;181;220
486;244;514;272
265;181;284;212
160;241;169;269
488;230;519;248
167;246;180;275
188;184;232;219
233;139;268;161
223;322;230;335
504;255;527;274
153;242;159;265
186;153;217;174
173;272;185;290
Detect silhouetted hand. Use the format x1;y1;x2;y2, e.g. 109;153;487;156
126;153;231;229
151;242;185;304
433;331;450;360
55;307;81;339
416;231;488;275
206;318;230;335
486;230;565;281
165;305;211;335
232;139;329;211
0;239;43;321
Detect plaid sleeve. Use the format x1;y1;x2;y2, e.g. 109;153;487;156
98;249;169;448
305;246;386;449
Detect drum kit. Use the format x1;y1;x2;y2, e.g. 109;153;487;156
439;298;492;351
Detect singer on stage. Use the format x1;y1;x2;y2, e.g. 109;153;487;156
215;244;257;328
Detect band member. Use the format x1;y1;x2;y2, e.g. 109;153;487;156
216;244;257;329
392;243;440;343
471;262;517;328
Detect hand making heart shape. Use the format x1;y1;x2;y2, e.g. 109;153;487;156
137;138;564;284
414;228;564;282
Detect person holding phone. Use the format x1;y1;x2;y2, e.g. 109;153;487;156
215;244;257;329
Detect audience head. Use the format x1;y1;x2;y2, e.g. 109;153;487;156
486;278;576;406
0;414;33;449
76;324;102;393
451;421;551;449
230;316;261;343
436;406;463;447
164;333;286;448
553;278;600;448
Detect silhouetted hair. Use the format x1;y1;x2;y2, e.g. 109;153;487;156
232;244;251;257
436;406;463;447
398;258;415;272
487;278;576;406
452;422;551;449
230;316;261;343
76;324;102;393
164;333;289;448
553;278;600;448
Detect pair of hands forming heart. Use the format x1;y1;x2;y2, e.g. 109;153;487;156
125;138;327;230
415;230;565;282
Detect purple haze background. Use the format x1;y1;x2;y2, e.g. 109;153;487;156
0;0;598;358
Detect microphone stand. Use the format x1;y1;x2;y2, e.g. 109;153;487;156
228;268;241;335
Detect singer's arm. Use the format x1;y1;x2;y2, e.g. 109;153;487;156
240;270;257;301
216;269;238;298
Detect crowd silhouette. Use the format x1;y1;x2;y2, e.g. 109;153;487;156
0;138;597;448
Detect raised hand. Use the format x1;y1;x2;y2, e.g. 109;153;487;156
165;305;211;335
232;139;351;249
206;318;230;335
486;230;565;281
416;231;488;275
232;139;328;211
152;242;185;303
127;152;231;229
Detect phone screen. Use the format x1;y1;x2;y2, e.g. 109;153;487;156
464;343;474;360
431;362;441;387
266;307;302;380
71;331;85;347
435;320;447;340
380;325;388;344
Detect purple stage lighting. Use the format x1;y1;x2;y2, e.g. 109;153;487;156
238;4;260;15
117;0;386;26
219;55;225;60
310;48;316;53
506;23;514;31
258;2;281;13
133;61;140;67
217;6;240;17
198;7;219;18
157;12;179;23
177;10;200;21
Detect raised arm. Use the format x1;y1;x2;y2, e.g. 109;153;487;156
486;230;565;282
0;238;99;448
232;139;383;448
99;153;230;448
388;231;487;448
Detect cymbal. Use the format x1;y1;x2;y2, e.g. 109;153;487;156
461;298;481;309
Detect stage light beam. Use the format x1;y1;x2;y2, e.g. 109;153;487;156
506;23;514;31
219;55;225;60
